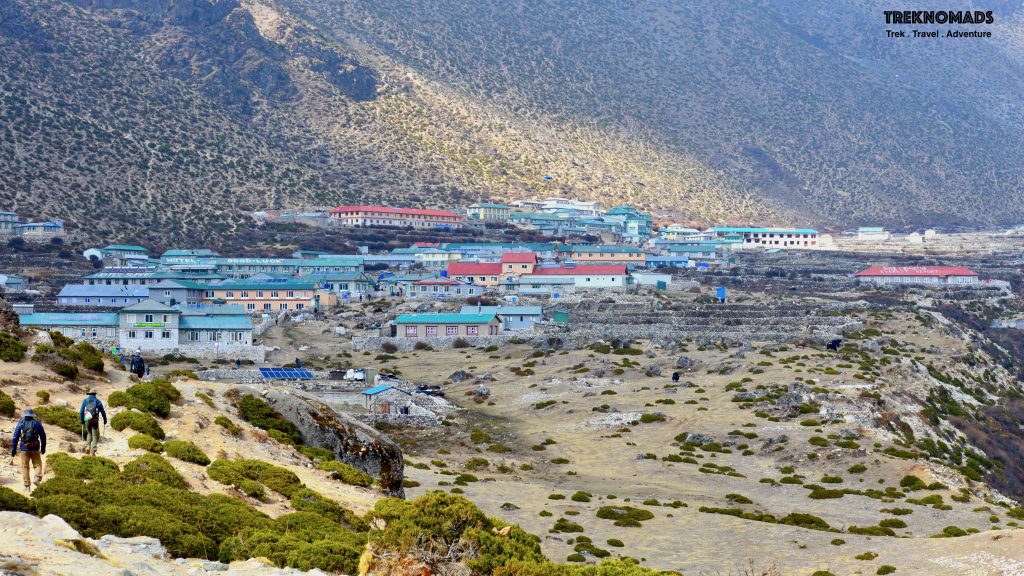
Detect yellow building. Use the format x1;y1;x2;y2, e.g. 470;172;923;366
568;245;646;265
202;279;337;313
467;203;512;222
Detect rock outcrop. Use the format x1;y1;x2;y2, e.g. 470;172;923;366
262;389;406;498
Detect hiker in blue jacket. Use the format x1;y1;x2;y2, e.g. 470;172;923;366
79;390;107;456
11;408;46;492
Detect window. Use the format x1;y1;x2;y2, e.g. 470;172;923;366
205;290;214;298
446;326;458;336
263;303;271;311
257;291;264;298
246;303;256;311
231;332;244;342
91;328;98;337
144;331;154;339
226;291;234;298
215;331;223;341
241;291;249;298
85;298;91;304
187;331;199;341
80;328;86;337
287;291;294;298
426;326;437;336
161;331;171;339
467;326;479;336
271;291;279;298
106;328;115;337
164;290;171;297
97;298;103;304
162;314;169;323
405;326;418;337
296;303;304;310
144;314;154;323
128;330;137;339
280;303;288;310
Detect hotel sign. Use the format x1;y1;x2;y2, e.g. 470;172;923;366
134;322;166;327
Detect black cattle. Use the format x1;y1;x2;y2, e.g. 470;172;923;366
826;338;842;351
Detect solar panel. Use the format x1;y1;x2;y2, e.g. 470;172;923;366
259;367;314;380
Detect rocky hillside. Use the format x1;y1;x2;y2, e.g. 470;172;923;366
3;0;1024;244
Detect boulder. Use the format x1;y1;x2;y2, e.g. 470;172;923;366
684;433;715;445
675;356;694;370
96;534;169;559
34;331;53;347
261;390;405;497
473;385;491;399
644;364;662;377
839;428;861;439
448;370;473;383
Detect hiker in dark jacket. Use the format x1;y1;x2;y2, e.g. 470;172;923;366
11;409;46;492
79;390;107;456
130;352;146;378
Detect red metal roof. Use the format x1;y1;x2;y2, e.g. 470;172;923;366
500;252;537;264
532;264;628;276
855;265;978;277
448;262;503;275
330;205;462;218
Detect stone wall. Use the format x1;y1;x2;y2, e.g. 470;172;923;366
352;334;523;351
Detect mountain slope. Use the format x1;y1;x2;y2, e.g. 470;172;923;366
3;0;1024;243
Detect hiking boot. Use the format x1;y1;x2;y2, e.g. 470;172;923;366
23;485;31;495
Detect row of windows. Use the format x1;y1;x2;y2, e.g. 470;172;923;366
244;302;305;311
208;290;311;298
404;325;499;337
416;285;477;294
62;297;143;304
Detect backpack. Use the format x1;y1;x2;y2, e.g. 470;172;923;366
83;397;99;426
21;420;40;451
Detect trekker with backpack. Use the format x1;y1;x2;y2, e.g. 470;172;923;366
11;408;46;493
79;390;107;456
130;352;146;379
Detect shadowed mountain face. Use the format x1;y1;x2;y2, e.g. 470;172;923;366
1;0;1023;242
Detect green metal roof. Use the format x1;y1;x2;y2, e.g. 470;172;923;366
123;299;179;313
179;315;253;330
709;227;818;235
102;245;148;252
20;312;119;327
570;245;644;253
469;203;510;209
161;249;219;257
394;313;496;324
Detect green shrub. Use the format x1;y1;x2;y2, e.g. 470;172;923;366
0;331;27;362
35;390;50;404
290;488;367;531
899;475;927;491
369;491;546;575
0;390;14;417
47;453;120;480
110;411;165;440
237;395;302;445
316;460;373;488
848;464;867;474
848;525;895;537
163;440;211;466
470;429;491;444
779;513;833;531
207;460;265;499
120;453;189;489
595;505;654;527
122;381;174;417
877;567;896;575
879;518;907;529
571;491;592;503
127;434;163;453
298;446;333;462
54;363;79;381
0;485;33;512
208;459;302;498
109;391;147;412
214;416;242;436
34;405;80;433
940;525;967;537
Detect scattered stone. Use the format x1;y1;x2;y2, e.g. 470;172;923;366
201;561;228;571
473;385;491;399
675;356;694;370
500;503;520;511
448;370;474;383
839;429;861;439
684;433;715;445
645;364;662;377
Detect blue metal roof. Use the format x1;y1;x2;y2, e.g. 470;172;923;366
58;284;149;298
20;312;119;327
361;385;394;396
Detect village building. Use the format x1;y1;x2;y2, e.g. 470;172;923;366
534;197;603;216
522;264;631;288
407;279;484;299
17;301;261;360
392;313;503;337
447;262;503;286
857;227;891;241
0;273;27;293
707;227;820;249
566;245;646;265
500;252;537;276
659;225;705;241
0;212;19;236
330;205;464;229
666;244;719;260
149;279;206;307
82;269;228;286
503;276;576;297
16;220;65;241
57;285;149;307
460;305;543;330
312;272;376;298
466;202;512;222
202;278;336;313
100;245;150;262
854;266;980;286
604;206;653;240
